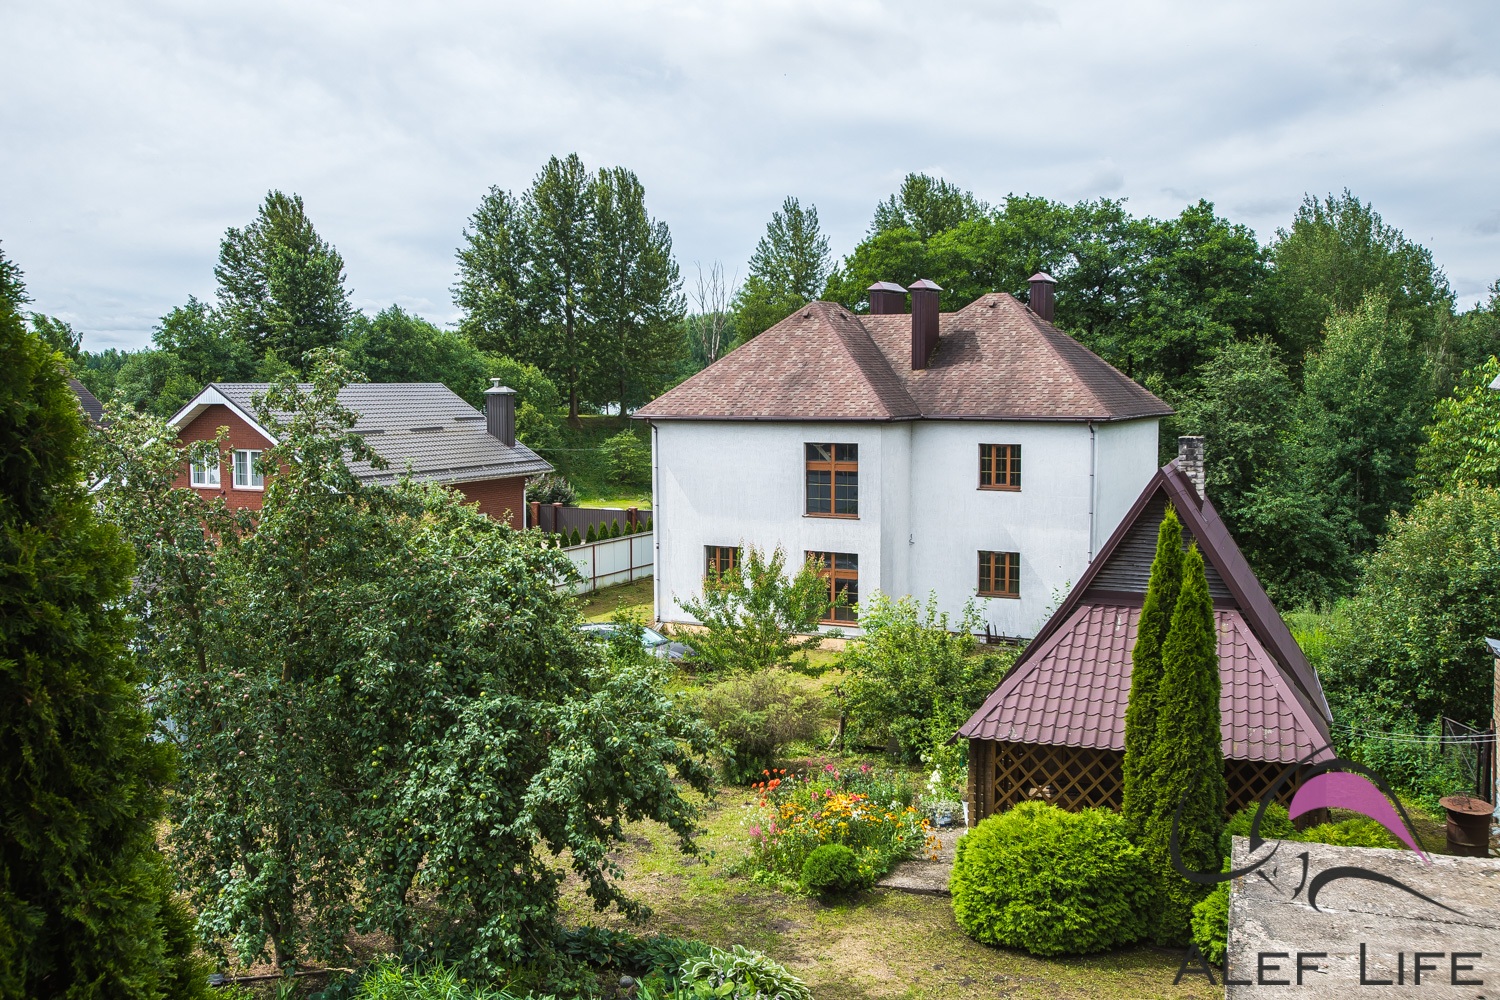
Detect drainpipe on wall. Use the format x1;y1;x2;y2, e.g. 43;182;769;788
651;421;662;627
1087;421;1097;561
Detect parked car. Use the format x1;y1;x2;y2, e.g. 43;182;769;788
577;621;695;662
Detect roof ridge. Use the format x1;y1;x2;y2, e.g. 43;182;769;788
811;301;918;418
1006;298;1112;416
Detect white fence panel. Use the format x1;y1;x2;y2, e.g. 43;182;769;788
556;531;654;595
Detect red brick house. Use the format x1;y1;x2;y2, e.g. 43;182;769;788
167;380;552;528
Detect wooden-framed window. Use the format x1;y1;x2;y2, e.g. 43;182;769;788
705;545;740;580
978;551;1021;598
190;454;220;487
805;443;858;517
979;444;1021;490
233;449;264;490
807;550;858;623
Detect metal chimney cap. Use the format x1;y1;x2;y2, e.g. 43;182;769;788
867;281;906;293
908;278;943;291
486;379;516;394
1028;272;1057;284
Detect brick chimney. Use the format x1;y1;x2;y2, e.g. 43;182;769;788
1177;435;1205;498
485;379;517;447
909;279;942;370
867;281;907;314
1028;272;1057;322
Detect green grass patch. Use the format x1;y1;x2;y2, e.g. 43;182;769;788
578;577;655;623
550;415;651;505
560;784;1214;1000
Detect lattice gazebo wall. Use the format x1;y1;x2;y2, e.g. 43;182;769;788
967;739;1302;823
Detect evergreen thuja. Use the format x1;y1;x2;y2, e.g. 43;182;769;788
1121;504;1184;843
1142;543;1226;944
0;283;208;997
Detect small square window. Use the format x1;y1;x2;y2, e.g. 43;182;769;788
190;454;220;487
233;449;264;489
978;551;1020;598
705;545;740;581
979;444;1022;490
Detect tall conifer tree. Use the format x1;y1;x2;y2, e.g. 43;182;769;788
0;272;206;997
1143;542;1226;944
1121;504;1183;842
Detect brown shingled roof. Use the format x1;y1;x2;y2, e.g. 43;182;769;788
636;293;1171;422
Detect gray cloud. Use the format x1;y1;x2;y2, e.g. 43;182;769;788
2;0;1498;351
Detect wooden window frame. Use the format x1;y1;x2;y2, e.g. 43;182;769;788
805;443;859;518
704;544;740;581
978;550;1021;599
190;454;220;488
807;550;859;623
979;443;1022;491
232;449;264;490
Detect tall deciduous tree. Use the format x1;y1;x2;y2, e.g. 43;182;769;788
97;353;715;974
153;295;256;387
1177;339;1350;604
526;154;597;423
1122;504;1183;842
1268;190;1452;360
215;190;353;369
0;240;24;311
588;166;685;415
1143;543;1224;945
1414;357;1500;495
1300;292;1431;550
870;173;988;240
454;185;532;357
0;283;207;998
686;260;738;368
732;197;831;339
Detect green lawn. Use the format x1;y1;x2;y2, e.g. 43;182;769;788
562;783;1217;1000
578;577;655;623
548;415;651;506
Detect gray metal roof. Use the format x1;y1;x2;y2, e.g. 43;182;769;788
209;382;552;485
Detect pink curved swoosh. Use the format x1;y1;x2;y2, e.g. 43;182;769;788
1288;772;1429;863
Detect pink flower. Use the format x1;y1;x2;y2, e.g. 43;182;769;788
749;825;762;838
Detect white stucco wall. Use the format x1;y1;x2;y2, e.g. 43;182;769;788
650;416;1160;638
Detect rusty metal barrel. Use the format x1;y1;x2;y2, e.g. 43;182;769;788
1439;795;1494;857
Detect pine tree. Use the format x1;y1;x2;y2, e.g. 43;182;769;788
1121;504;1184;842
1142;543;1226;944
0;287;208;996
732;196;832;339
570;527;582;547
585;522;598;543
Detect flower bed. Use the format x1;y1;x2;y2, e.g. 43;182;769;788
739;762;940;892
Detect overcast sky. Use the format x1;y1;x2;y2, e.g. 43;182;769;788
3;0;1498;352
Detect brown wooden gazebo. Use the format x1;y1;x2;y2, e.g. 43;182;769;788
959;448;1334;823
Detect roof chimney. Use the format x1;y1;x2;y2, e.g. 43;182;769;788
909;279;942;370
1028;272;1057;323
485;379;517;447
1177;435;1205;498
867;281;907;315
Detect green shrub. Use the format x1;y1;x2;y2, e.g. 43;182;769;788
801;843;863;895
1190;878;1231;967
839;593;1013;762
585;522;598;543
525;473;576;507
677;945;812;1000
569;527;582;546
1297;817;1400;849
601;429;651;486
354;961;514;998
950;802;1152;956
1219;802;1296;858
611;518;622;537
693;668;823;782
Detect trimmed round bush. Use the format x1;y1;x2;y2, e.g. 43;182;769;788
1191;879;1231;966
950;802;1152;956
800;843;863;895
1219;802;1296;858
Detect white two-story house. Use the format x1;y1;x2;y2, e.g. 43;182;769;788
634;275;1173;638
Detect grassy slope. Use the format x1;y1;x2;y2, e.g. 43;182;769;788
548;415;652;507
561;784;1212;1000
